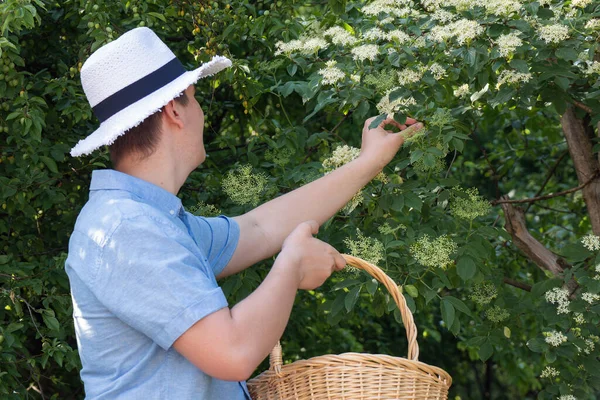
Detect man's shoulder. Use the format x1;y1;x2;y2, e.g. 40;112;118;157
73;192;172;247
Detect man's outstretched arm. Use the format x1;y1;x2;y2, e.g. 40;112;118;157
219;117;422;279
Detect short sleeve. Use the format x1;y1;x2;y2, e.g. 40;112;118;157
185;214;240;276
90;215;228;350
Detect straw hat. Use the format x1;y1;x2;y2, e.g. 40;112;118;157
71;27;231;157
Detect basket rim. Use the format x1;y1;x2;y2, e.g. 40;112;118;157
248;351;452;387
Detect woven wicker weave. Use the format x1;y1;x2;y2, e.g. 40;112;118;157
247;255;452;400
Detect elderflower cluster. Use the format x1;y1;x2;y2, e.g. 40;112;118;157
558;395;577;400
344;192;365;214
351;44;380;61
365;70;397;92
429;108;453;128
387;30;411;43
429;19;484;45
485;306;510;323
470;282;498;305
431;9;456;23
275;37;328;55
545;287;570;314
376;89;417;115
362;0;412;17
583;338;595;354
581;233;600;251
496;70;532;89
188;201;221;217
344;230;385;266
583;61;600;76
573;313;586;325
429;63;446;80
378;222;406;235
572;0;592;7
537;24;569;44
454;84;470;98
318;60;346;85
324;26;357;46
484;0;522;17
397;68;423;86
450;187;491;221
544;330;568;347
540;366;560;378
585;19;600;30
322;145;360;171
582;292;600;304
496;33;523;57
265;147;294;167
222;165;268;206
362;27;387;41
410;234;457;269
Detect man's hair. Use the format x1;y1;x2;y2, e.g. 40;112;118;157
109;91;190;166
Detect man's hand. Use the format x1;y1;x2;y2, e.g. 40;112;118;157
359;116;423;171
276;220;346;290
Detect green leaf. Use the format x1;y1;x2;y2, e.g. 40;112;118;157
369;114;387;129
42;314;60;331
40;156;59;173
526;338;547;353
441;299;455;328
456;256;477;281
503;326;511;338
345;286;361;312
148;12;167;22
509;59;529;73
403;192;422;211
328;0;347;14
479;342;493;361
443;296;472;317
555;47;578;61
404;284;418;298
366;278;378;295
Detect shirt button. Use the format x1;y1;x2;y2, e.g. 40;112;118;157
169;210;175;215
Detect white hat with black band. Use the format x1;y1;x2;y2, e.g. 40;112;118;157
71;27;231;157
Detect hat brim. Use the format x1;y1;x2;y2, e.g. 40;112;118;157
70;56;232;157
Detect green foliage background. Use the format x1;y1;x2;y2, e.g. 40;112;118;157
1;0;600;399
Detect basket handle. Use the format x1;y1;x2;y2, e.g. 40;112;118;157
268;254;419;374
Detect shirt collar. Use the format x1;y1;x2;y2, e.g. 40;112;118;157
90;169;183;217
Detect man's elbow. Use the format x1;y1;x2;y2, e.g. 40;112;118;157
188;350;257;382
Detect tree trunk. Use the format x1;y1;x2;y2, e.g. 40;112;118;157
561;107;600;234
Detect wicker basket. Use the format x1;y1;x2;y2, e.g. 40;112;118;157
247;255;452;400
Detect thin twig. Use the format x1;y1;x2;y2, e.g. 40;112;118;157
0;288;44;340
445;149;457;178
525;150;568;213
503;277;532;292
572;100;593;114
492;172;599;205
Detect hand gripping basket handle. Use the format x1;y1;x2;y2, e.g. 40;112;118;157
268;254;420;374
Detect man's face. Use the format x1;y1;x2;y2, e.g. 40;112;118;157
180;85;206;167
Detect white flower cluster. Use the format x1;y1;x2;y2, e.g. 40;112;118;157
410;234;458;269
324;26;357;46
545;287;570;314
387;30;411;43
572;0;592;7
397;68;423;86
322;145;360;171
362;27;386;41
378;222;406;235
557;395;577;400
362;0;412;17
275;37;328;55
431;9;456;23
583;338;595;355
582;292;600;304
454;84;470;98
545;330;568;347
573;312;586;325
585;19;600;30
582;233;600;251
318;60;345;85
344;229;385;266
429;63;446;80
222;165;268;207
351;44;379;61
583;61;600;76
496;70;532;89
540;366;560;378
429;19;484;45
496;33;523;57
450;187;491;221
484;0;522;17
376;89;417;115
537;24;569;44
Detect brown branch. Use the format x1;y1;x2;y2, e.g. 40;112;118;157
562;107;600;234
500;197;570;276
503;277;532;292
492;172;599;205
572;100;593;114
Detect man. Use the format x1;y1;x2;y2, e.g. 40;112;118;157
66;27;422;399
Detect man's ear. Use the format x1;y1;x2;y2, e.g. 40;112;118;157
162;100;185;130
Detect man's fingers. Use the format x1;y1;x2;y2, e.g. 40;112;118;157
405;117;417;125
379;118;403;130
334;253;346;271
399;122;424;139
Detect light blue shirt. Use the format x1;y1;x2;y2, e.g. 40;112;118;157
65;169;250;399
